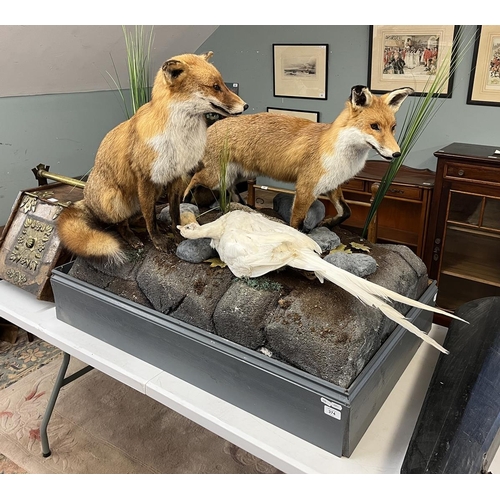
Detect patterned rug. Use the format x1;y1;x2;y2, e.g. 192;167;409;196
0;356;281;474
0;329;281;474
0;330;62;391
1;329;62;473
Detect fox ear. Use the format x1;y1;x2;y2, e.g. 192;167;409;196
350;85;373;109
162;59;187;83
383;87;414;112
201;51;214;61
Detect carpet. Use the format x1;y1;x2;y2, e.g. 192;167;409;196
0;330;62;391
0;352;282;474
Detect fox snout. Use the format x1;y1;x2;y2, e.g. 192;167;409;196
212;100;248;117
377;148;401;160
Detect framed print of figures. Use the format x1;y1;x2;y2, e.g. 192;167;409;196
267;107;320;122
368;25;457;96
467;26;500;106
273;44;328;99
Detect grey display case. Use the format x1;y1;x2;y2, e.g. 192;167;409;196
51;262;437;457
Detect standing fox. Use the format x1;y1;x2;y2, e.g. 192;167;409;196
184;85;413;230
57;52;247;264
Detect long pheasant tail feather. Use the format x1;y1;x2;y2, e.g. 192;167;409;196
378;303;449;354
293;254;451;353
345;274;467;324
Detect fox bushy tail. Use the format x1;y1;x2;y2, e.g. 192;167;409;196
56;202;126;266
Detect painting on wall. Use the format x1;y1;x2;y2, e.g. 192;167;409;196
368;25;457;96
273;44;328;100
267;107;319;122
467;25;500;107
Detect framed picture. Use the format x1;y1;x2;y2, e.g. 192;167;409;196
267;107;320;122
273;44;328;100
368;25;457;96
467;26;500;106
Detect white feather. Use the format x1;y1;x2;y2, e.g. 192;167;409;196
179;210;467;354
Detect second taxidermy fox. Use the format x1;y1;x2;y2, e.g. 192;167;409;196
57;52;247;264
184;85;413;230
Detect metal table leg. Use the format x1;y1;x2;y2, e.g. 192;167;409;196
40;352;94;457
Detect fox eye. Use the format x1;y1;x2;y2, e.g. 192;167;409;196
370;123;380;131
213;84;222;91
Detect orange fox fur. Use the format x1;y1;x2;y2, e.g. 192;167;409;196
56;52;247;264
184;85;413;230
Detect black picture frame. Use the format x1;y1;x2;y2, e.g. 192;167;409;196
266;107;320;122
368;25;457;97
273;44;328;100
467;26;500;107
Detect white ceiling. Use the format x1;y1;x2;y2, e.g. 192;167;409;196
0;25;219;97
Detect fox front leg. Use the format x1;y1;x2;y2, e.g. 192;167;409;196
290;188;317;232
166;176;186;243
137;180;171;252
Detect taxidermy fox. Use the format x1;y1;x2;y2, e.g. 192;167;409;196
57;52;247;264
183;85;413;230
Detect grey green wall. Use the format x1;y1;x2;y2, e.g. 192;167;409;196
0;91;129;225
2;25;498;226
199;25;499;174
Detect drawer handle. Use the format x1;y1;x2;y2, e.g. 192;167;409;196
458;169;464;176
388;188;405;194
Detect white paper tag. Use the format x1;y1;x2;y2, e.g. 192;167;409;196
324;406;341;420
320;397;342;411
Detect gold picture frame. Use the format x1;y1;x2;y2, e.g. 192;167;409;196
266;107;319;122
273;44;328;100
467;25;500;107
368;25;457;96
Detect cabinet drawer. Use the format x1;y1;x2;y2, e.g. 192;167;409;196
445;162;500;185
374;184;422;201
342;178;365;192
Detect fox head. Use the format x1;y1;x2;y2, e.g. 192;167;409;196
153;52;248;117
345;85;413;160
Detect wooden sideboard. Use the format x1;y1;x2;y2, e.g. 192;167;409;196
424;143;500;321
331;160;435;261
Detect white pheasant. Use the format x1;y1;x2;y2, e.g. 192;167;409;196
178;209;465;354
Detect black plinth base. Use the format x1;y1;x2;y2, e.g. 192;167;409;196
401;296;500;474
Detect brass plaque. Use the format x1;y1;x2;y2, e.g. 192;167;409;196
0;183;83;301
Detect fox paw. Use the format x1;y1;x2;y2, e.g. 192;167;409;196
319;216;345;229
125;234;144;250
151;234;172;253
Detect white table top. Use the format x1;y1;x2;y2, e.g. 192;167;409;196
1;280;498;474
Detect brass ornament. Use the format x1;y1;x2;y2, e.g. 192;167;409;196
8;217;53;272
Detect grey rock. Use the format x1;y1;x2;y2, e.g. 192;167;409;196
213;278;282;349
69;257;153;308
176;238;218;263
308;227;341;253
136;246;234;332
323;252;378;277
272;193;325;232
264;278;383;388
158;203;200;224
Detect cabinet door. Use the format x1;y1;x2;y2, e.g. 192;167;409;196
436;189;500;311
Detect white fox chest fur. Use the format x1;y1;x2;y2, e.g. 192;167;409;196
314;128;371;197
148;102;208;185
